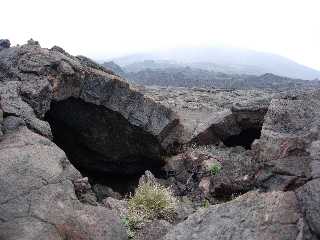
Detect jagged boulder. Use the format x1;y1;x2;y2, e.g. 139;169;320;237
163;191;312;240
296;179;320;237
255;90;320;190
0;120;127;240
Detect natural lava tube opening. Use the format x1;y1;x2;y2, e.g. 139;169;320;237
44;97;165;193
223;127;262;150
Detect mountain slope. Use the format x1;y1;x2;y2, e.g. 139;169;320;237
112;47;320;80
125;67;320;90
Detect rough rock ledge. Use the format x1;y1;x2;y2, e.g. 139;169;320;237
0;40;185;176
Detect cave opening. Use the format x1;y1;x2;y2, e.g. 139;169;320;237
45;97;166;194
223;127;262;149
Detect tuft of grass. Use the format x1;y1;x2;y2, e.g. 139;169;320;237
127;180;177;231
209;162;222;176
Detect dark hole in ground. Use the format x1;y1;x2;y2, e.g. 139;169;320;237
223;127;262;149
45;97;166;194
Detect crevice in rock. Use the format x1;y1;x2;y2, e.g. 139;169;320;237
284;177;309;191
44;97;166;193
193;108;266;149
223;127;262;149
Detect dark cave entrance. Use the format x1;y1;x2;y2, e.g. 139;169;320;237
45;97;165;194
223;127;262;149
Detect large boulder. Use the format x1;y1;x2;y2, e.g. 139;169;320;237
296;179;320;237
163;191;311;240
255;91;320;190
0;119;127;239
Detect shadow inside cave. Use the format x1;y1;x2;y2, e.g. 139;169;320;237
223;127;262;150
44;97;165;194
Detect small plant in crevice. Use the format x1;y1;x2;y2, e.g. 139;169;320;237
209;162;222;176
125;178;177;237
121;217;135;239
202;199;210;208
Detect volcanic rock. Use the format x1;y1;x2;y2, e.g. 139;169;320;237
163;191;311;240
255;90;320;190
2;39;320;240
0;40;184;176
0;120;127;240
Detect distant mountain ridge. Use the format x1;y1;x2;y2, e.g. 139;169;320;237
109;47;320;80
124;67;320;90
101;62;320;90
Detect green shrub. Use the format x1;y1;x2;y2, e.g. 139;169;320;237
127;180;177;230
209;162;222;176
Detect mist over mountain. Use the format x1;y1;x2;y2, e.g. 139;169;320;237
110;46;320;80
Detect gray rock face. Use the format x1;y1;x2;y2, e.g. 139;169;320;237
136;220;172;240
296;179;320;237
0;122;127;240
2;116;26;133
93;184;122;201
0;41;183;175
0;80;52;139
163;191;309;240
255;90;320;190
141;86;274;147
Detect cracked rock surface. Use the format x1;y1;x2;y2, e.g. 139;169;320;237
0;123;127;240
163;191;311;240
141;86;275;145
162;89;320;240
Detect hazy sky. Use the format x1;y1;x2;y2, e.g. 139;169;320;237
1;0;320;69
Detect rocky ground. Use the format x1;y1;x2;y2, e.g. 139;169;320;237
118;63;320;90
1;39;320;240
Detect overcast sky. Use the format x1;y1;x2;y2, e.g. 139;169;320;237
1;0;319;69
